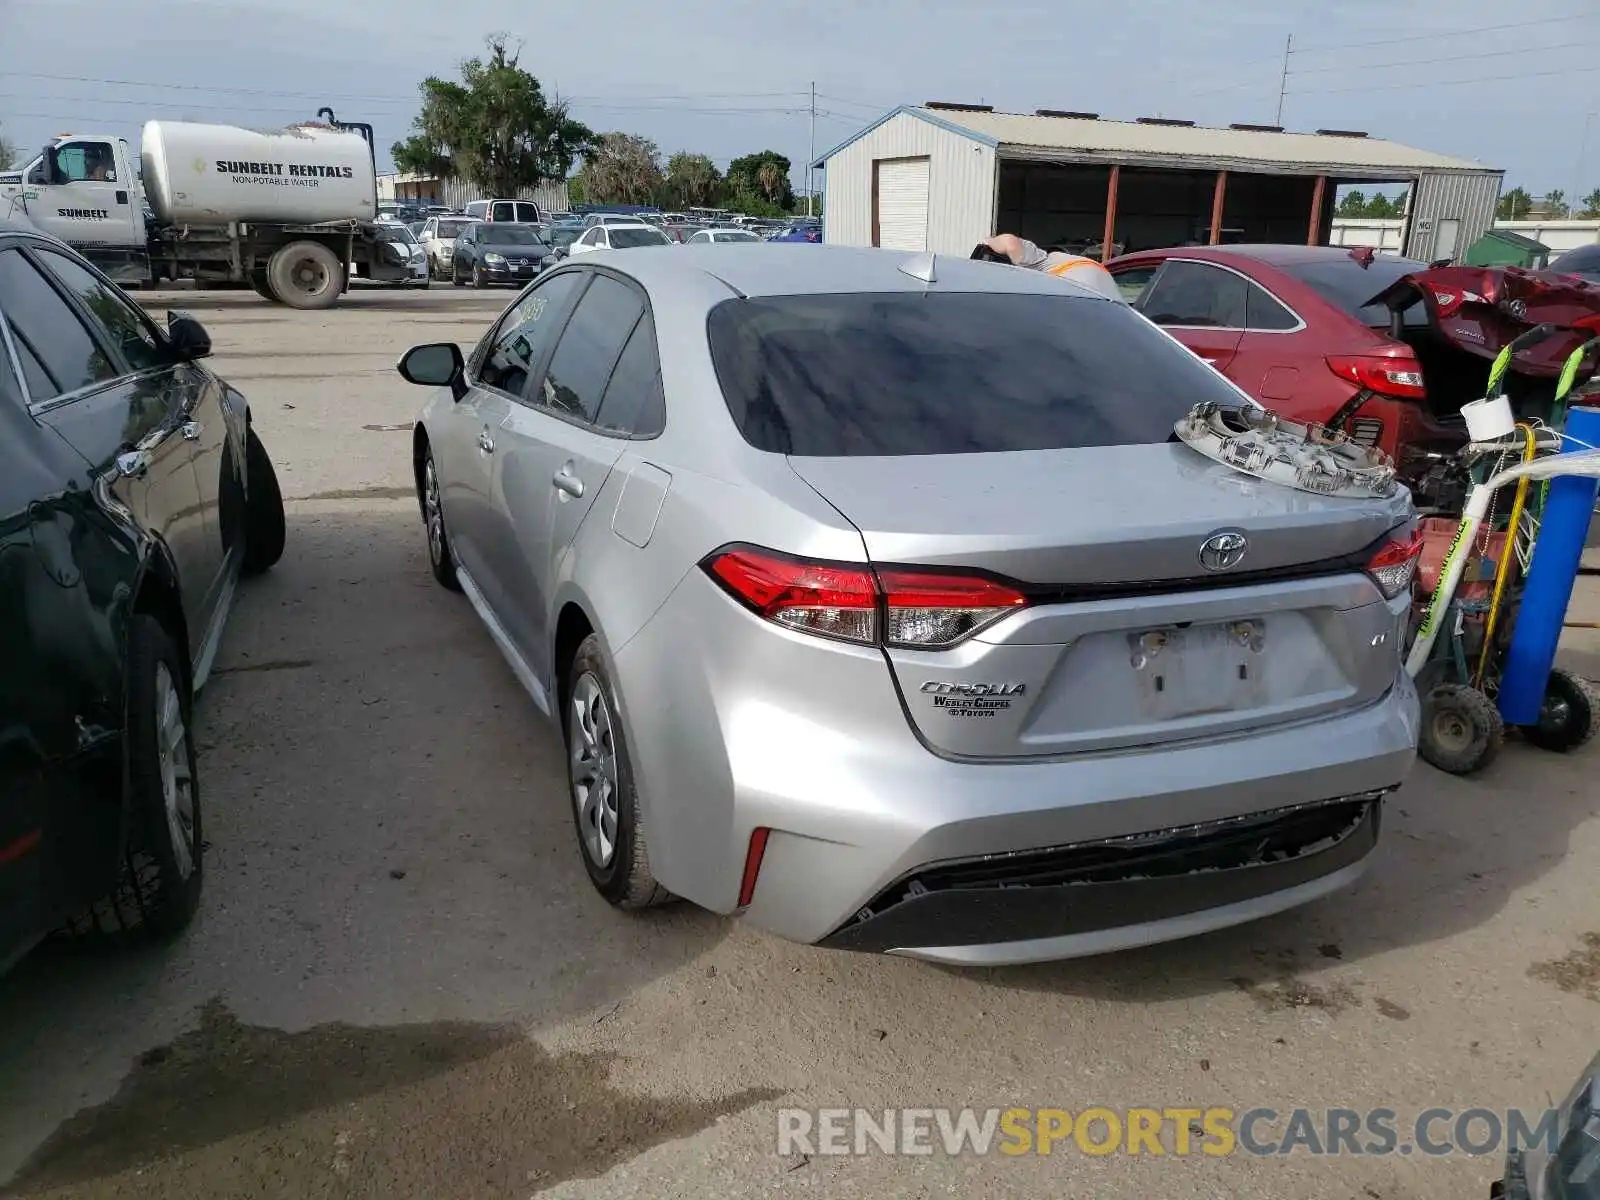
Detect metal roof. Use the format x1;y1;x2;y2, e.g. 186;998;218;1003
814;106;1495;177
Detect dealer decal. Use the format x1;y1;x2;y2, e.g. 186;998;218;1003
57;208;110;220
921;680;1026;719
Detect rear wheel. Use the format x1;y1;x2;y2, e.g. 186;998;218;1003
565;635;672;910
1419;683;1503;774
1520;668;1597;752
75;616;202;939
266;240;344;310
241;427;285;574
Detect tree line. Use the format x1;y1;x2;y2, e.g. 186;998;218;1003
389;36;813;215
1493;186;1600;220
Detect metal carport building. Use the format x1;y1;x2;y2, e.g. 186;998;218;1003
814;104;1502;263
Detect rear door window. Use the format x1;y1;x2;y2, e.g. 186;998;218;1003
490;201;515;222
515;203;540;223
535;275;645;422
1140;261;1247;328
35;248;169;372
706;291;1247;456
0;248;118;401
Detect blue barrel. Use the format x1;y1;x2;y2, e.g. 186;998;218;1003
1497;404;1600;725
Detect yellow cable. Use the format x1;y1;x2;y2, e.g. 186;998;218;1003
1474;424;1538;688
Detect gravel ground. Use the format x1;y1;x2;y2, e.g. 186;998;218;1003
1;285;1596;1200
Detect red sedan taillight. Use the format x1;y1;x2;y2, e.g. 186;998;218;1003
703;546;1029;649
1326;354;1427;400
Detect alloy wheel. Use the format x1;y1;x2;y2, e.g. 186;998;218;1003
570;673;619;868
154;662;196;879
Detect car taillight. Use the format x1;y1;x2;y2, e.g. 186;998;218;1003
1367;528;1423;599
703;547;1029;649
1326;354;1427;400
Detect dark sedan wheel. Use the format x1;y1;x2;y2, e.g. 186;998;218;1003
472;263;486;289
565;635;672;909
241;427;286;575
421;446;460;591
74;616;203;939
452;262;464;287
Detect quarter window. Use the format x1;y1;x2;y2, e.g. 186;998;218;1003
594;313;665;437
1245;283;1300;331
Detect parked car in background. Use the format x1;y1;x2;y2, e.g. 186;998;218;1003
419;216;480;279
662;224;699;244
767;224;822;244
452;222;552;287
1550;243;1600;284
544;225;583;262
566;223;674;254
396;244;1418;965
371;221;430;288
0;226;286;973
687;228;763;244
463;199;542;224
581;212;660;230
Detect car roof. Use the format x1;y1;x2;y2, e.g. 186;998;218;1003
1128;243;1425;269
586;243;1112;300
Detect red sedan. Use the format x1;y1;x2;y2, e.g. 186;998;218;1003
1105;244;1463;469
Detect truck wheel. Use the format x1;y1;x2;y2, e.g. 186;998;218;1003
249;270;282;304
267;241;344;310
242;427;286;574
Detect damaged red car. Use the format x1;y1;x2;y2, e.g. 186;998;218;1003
1107;245;1600;509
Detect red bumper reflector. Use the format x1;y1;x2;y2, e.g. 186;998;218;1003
738;827;771;907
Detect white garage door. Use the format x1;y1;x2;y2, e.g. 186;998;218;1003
876;158;930;251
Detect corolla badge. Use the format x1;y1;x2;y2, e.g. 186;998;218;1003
1198;530;1249;571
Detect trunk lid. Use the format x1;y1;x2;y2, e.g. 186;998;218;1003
789;443;1413;758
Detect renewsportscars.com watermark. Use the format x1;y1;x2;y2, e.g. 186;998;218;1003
776;1106;1572;1158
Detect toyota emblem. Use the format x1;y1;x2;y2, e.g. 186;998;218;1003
1198;530;1249;571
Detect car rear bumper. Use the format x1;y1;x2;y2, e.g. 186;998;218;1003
610;570;1420;961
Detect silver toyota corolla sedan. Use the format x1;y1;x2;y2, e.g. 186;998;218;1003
397;244;1421;966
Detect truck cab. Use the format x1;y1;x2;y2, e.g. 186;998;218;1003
0;136;148;280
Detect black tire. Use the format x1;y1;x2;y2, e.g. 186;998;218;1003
240;427;285;575
564;634;672;910
1419;683;1504;774
419;444;460;591
77;615;203;939
472;263;486;289
249;270;281;303
266;240;344;310
452;262;464;287
1520;668;1597;752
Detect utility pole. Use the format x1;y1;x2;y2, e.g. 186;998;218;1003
807;81;816;217
1275;34;1292;126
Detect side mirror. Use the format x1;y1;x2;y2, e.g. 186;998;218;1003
398;342;465;400
43;146;64;185
167;312;212;360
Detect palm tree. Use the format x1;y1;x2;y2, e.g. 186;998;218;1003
756;162;782;203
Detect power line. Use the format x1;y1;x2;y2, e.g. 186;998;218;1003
1287;11;1586;55
1290;61;1600;97
1288;38;1599;77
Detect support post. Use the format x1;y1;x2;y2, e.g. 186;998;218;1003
1497;405;1600;725
1101;165;1120;262
1209;171;1227;245
1308;174;1327;245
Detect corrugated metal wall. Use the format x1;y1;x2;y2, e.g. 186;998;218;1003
1404;171;1502;261
379;174;571;214
821;112;996;253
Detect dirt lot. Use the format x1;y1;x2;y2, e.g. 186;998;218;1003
1;286;1597;1199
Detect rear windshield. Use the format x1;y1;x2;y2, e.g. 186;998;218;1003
1552;245;1600;275
1277;255;1429;327
437;219;473;237
611;227;669;248
707;292;1246;456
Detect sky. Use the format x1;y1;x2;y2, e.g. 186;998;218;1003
1;0;1596;201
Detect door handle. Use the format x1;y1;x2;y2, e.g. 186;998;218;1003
553;467;584;498
478;428;495;454
181;420;202;441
